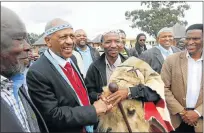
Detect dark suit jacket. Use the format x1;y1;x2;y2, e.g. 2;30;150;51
1;98;24;132
139;46;181;74
26;54;98;132
19;86;49;132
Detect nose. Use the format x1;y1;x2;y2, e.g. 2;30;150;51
65;36;74;44
110;41;118;48
187;38;195;45
23;40;31;51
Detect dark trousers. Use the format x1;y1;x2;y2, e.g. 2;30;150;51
171;122;195;133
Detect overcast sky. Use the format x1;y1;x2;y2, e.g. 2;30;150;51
1;2;203;40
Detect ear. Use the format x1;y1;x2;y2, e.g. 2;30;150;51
44;36;52;47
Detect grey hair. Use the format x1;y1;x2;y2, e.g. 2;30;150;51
101;30;120;43
157;27;174;38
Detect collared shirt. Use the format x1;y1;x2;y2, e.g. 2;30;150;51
186;52;203;110
49;49;94;132
157;44;173;60
76;46;93;76
49;49;70;67
105;55;122;81
1;75;30;132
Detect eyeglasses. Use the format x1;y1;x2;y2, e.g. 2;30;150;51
139;39;146;42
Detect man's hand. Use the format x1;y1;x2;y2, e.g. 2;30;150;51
106;89;128;106
181;110;199;126
93;99;113;116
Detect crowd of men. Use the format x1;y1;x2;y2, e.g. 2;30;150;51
1;6;203;133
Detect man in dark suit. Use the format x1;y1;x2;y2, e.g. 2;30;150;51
0;6;48;132
26;18;112;132
139;27;180;74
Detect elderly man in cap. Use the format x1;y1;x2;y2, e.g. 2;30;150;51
26;18;112;132
1;6;48;132
139;27;180;73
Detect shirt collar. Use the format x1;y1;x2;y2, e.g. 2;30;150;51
105;55;121;69
158;44;173;53
49;49;70;67
76;46;89;52
186;51;203;61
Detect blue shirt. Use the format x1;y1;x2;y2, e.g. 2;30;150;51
156;44;173;60
76;46;93;76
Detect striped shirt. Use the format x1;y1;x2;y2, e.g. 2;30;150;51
1;75;30;132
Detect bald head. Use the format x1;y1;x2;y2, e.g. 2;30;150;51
1;6;26;33
1;6;27;51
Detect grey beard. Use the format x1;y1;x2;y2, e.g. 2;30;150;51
1;62;25;78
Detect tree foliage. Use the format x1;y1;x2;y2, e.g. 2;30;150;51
125;2;190;38
27;33;40;44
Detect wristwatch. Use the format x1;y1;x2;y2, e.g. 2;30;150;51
127;88;132;99
179;109;186;115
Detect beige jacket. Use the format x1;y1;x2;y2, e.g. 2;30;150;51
161;51;203;132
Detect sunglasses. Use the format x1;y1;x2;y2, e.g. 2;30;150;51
139;39;146;41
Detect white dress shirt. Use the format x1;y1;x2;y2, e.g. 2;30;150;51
157;44;174;60
186;52;203;116
49;49;70;67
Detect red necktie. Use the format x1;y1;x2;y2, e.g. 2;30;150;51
62;62;89;106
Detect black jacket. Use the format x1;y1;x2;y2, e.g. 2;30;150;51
85;53;127;104
1;98;24;132
26;54;98;132
75;45;100;62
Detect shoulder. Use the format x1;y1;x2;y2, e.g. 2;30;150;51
140;47;158;58
28;55;52;74
165;51;184;63
171;46;181;52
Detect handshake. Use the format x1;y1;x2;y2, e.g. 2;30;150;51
93;96;113;115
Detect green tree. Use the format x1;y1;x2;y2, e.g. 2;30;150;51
27;33;40;44
125;2;190;38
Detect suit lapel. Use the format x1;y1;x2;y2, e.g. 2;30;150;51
154;48;164;65
180;52;188;96
44;50;83;105
19;86;49;132
196;60;203;107
18;87;40;132
49;62;81;105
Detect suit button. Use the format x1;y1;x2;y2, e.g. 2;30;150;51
183;98;186;100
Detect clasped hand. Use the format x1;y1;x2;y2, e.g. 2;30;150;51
180;110;199;126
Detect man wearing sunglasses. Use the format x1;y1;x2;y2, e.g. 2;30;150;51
139;27;180;74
